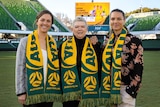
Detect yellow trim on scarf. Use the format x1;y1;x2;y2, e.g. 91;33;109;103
61;37;76;68
61;36;99;104
103;28;127;89
25;30;61;105
100;27;127;105
81;37;98;74
26;30;43;70
47;34;59;71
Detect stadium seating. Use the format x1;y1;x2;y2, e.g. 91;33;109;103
1;0;37;30
132;14;160;31
28;0;45;12
0;4;18;30
0;0;72;50
0;0;70;32
126;12;160;31
0;0;160;50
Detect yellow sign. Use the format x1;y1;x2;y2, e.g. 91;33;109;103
75;2;110;25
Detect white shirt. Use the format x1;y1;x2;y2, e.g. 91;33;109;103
41;49;47;85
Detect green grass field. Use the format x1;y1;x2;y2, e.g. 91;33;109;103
0;51;160;107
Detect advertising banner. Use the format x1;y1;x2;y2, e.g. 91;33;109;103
75;2;110;25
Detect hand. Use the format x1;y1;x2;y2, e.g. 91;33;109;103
18;94;26;105
90;36;98;45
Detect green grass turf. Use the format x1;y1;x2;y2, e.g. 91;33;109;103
136;51;160;107
0;51;160;107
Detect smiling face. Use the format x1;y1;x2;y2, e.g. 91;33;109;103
110;10;125;34
36;13;52;33
72;21;87;39
72;17;88;39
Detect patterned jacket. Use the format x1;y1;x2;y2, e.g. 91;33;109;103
103;33;144;98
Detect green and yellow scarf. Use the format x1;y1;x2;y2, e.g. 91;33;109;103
25;30;62;105
99;27;127;106
61;36;99;107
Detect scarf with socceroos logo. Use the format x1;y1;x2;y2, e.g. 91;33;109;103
99;27;127;106
61;36;99;107
25;30;62;105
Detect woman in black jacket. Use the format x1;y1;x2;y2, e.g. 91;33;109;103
59;16;101;107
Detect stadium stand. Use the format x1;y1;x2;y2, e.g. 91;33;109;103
1;0;37;30
126;11;160;31
0;0;70;31
0;0;160;50
0;3;18;30
0;0;71;50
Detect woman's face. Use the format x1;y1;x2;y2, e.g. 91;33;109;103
36;14;52;33
110;11;125;33
72;21;87;39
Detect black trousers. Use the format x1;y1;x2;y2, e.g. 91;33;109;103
63;101;79;107
23;102;53;107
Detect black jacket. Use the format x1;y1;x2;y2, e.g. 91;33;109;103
58;36;101;84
